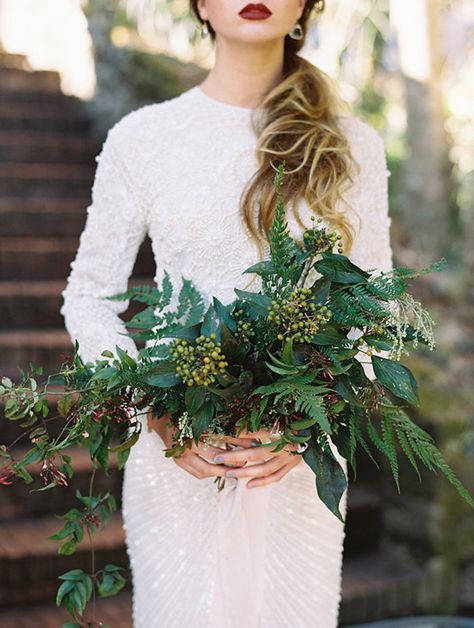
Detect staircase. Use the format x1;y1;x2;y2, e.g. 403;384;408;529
0;53;445;627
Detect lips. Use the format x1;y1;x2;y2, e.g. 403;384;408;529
239;3;272;20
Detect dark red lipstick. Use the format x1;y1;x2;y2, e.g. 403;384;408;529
239;3;272;20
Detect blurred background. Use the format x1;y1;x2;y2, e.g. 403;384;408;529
0;0;473;626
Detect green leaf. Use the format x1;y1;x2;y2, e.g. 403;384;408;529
303;446;347;522
144;362;180;388
364;335;393;351
56;581;74;606
314;253;370;284
115;345;137;367
234;289;272;316
185;386;206;417
213;297;237;332
311;326;345;346
289;417;317;430
192;399;214;442
281;337;296;366
59;539;77;556
58;569;86;582
57;394;73;417
109;430;140;453
311;276;331;304
372;356;419;406
201;303;220;339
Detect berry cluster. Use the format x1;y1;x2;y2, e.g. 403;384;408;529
268;287;333;343
303;217;343;254
233;308;255;343
171;334;228;387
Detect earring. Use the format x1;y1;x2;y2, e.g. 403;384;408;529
200;21;209;39
288;21;304;40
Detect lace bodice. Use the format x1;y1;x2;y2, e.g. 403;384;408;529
60;85;392;365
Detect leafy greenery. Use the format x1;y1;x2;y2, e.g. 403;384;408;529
0;163;469;626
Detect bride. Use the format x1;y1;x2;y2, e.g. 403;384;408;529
60;0;393;626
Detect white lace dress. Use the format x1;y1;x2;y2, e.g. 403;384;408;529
60;84;393;628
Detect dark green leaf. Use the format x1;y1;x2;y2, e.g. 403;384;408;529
303;446;347;522
372;356;419;406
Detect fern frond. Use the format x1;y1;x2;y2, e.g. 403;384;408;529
382;414;400;492
395;426;421;481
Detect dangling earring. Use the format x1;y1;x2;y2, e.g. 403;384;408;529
288;21;304;40
200;21;209;39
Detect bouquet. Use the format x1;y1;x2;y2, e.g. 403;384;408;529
1;165;473;627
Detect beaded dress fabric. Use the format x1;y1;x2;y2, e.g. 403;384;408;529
60;85;393;628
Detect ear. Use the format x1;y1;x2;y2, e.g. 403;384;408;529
196;0;208;21
297;0;305;19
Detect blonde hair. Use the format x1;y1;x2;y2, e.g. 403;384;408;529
191;1;357;260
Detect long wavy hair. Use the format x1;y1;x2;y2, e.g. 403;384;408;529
190;0;358;259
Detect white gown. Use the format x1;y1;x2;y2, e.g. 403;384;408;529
60;84;393;628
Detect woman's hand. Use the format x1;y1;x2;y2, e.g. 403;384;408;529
146;411;257;481
211;428;303;489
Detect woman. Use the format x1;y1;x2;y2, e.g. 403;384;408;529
60;0;393;626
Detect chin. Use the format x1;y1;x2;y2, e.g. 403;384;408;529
222;24;286;44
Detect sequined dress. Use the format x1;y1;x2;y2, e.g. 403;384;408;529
60;84;393;628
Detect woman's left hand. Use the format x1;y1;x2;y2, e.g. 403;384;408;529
212;429;303;488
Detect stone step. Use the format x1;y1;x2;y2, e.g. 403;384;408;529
0;513;127;608
0;162;94;197
0;237;155;280
0;447;122;522
0;67;61;93
0;130;100;164
0;592;132;627
0;277;153;328
0;197;89;237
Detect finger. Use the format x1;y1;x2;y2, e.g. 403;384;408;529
212;444;279;466
226;456;286;479
247;465;290;488
220;437;260;448
177;454;230;479
237;428;282;442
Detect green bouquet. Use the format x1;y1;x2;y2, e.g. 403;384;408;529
1;165;472;627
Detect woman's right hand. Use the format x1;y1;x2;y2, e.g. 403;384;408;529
146;411;255;480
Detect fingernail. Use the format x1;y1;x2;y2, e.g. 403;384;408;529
214;456;224;463
227;471;236;478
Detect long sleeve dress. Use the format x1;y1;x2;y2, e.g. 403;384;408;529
60;84;393;628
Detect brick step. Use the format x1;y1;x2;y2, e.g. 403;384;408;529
0;592;132;628
0;447;121;522
0;162;94;196
0;67;61;93
344;486;382;557
0;53;29;70
0;101;86;121
0;237;155;280
0;513;127;608
339;552;449;625
0;197;89;237
0;130;100;164
0;87;84;108
0;111;91;134
0;548;445;624
0;329;74;378
0;277;152;328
